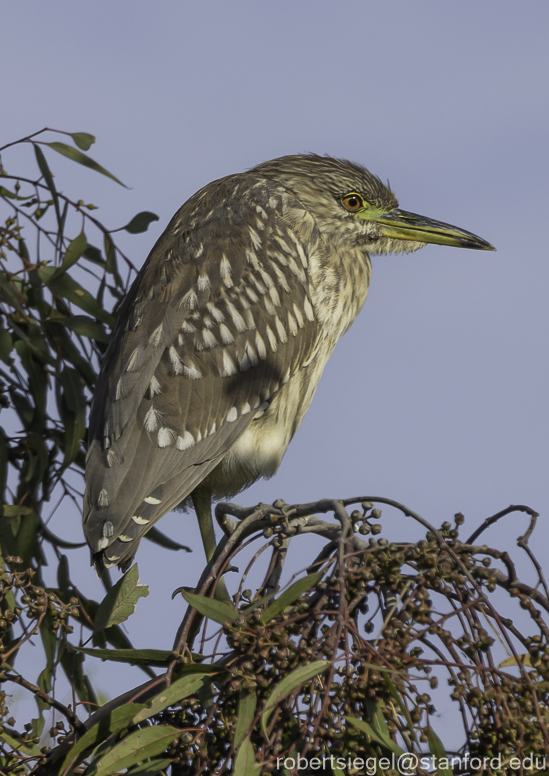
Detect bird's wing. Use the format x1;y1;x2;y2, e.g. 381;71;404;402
84;177;321;567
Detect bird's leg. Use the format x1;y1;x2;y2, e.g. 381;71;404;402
191;485;231;602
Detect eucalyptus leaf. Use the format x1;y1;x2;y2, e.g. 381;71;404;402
132;671;213;723
58;366;86;466
71;132;96;151
126;758;175;776
63;314;110;343
364;699;405;755
86;725;181;776
51;231;87;278
123;211;159;234
427;728;452;776
84;244;106;265
44;141;127;187
143;525;191;552
33;143;61;225
0;324;14;364
60;365;86;415
2;505;33;518
233;736;257;776
499;654;532;668
73;646;173;667
0;729;42;756
346;713;404;756
181;590;237;624
0;185;33;201
38;264;115;325
260;572;322;623
56;702;145;775
234;688;257;749
260;660;328;738
94;564;149;632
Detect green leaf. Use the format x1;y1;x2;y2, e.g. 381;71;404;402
345;716;389;749
234;736;257;776
84;244;106;266
14;339;48;430
56;703;145;775
38;265;115;326
51;231;87;279
58;365;86;467
0;185;33;201
63;314;110;343
71;132;96;151
499;653;532;668
365;699;390;737
58;199;69;248
74;600;154;677
60;647;98;708
0;272;27;317
33;143;61;225
44;320;97;387
60;365;86;415
57;553;70;594
23;433;49;490
0;729;42;756
0;502;19;562
365;699;405;755
0;433;8;504
132;671;214;724
280;747;298;776
260;572;322;623
382;673;415;735
16;507;42;567
126;758;175;776
234;688;257;749
11;391;34;428
143;525;191;552
123;211;159;234
73;646;173;667
0;321;13;364
427;728;452;776
87;724;181;776
103;233;123;287
260;660;328;738
94;564;149;632
2;505;33;518
346;712;404;756
181;590;237;624
44;141;127;187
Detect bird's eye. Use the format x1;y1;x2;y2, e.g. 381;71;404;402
341;193;364;212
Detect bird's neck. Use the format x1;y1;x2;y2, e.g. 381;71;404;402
308;240;372;345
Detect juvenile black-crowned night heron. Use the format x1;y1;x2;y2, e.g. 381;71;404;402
84;155;494;573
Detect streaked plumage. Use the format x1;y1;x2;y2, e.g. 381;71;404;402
84;155;494;572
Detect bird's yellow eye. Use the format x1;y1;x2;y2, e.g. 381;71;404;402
341;193;364;212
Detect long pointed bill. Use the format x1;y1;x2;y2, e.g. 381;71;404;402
367;208;496;251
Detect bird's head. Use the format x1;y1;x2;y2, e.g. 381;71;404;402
254;154;495;255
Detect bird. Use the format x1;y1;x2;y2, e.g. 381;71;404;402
83;154;494;574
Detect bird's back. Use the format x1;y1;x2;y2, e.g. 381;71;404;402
83;169;351;570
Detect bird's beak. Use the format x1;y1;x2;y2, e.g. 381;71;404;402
364;208;496;251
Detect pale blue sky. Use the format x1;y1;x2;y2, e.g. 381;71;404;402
2;1;548;740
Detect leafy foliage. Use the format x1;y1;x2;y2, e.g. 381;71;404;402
0;128;162;764
0;131;547;775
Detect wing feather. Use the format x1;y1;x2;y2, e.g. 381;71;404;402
84;172;321;568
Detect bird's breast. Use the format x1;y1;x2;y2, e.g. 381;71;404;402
307;242;372;339
202;333;337;498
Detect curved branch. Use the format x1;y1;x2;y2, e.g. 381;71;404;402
466;504;539;545
2;671;85;733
